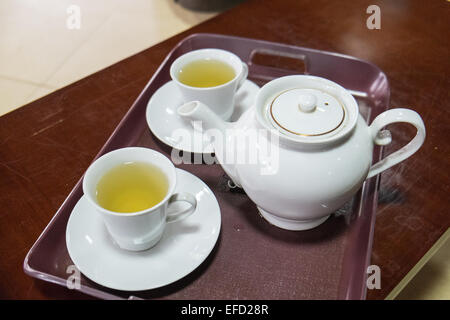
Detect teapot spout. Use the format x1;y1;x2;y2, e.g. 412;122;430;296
177;101;241;187
177;101;228;134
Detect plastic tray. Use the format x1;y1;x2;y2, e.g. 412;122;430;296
24;33;390;300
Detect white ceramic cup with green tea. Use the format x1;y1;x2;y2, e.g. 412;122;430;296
170;48;248;121
82;147;197;251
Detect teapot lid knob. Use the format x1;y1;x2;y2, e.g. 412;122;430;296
298;93;317;113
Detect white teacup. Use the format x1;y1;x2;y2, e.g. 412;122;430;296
82;147;197;251
170;48;248;121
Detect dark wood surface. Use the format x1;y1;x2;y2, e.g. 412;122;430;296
0;0;448;299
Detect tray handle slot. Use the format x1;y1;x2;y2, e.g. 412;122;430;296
248;48;308;82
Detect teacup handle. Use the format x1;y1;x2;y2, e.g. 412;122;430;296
367;108;426;179
236;63;249;91
166;192;197;223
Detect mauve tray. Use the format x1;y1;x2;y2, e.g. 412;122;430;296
24;33;389;300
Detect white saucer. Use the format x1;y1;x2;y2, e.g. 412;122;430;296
146;80;259;154
66;169;221;292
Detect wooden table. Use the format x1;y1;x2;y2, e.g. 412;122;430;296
0;0;448;299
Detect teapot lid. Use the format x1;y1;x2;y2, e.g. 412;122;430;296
269;88;345;136
256;75;359;146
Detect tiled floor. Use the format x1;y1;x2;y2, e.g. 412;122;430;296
0;0;218;116
1;0;448;300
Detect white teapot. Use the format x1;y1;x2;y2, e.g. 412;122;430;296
178;75;425;230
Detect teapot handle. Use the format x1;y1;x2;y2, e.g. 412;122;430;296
367;108;425;179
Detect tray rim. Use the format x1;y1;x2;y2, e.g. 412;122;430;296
23;32;390;300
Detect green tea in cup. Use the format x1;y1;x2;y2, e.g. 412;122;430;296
96;162;168;213
177;59;236;88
